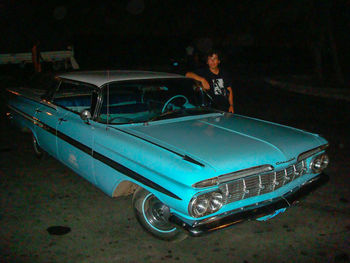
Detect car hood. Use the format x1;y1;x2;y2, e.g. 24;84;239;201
124;114;324;174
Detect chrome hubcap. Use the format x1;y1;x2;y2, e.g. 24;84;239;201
144;195;175;232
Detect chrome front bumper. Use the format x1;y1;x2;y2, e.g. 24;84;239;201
169;173;329;237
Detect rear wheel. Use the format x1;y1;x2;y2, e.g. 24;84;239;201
132;187;187;242
32;134;47;159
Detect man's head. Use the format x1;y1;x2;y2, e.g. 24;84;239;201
206;50;221;70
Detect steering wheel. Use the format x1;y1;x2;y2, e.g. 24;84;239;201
161;95;189;113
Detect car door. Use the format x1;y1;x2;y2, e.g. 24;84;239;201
53;80;98;185
34;102;65;158
33;79;64;158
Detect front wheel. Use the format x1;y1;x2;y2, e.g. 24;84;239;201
132;187;187;242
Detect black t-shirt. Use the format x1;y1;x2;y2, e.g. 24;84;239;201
194;67;232;111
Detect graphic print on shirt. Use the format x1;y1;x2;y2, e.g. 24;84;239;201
212;78;226;96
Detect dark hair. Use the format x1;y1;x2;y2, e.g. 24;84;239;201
205;49;221;61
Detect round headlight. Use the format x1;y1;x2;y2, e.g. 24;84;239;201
192;197;209;217
209;192;223;211
310;153;329;173
189;191;224;218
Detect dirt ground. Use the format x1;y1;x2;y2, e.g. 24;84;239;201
1;75;349;263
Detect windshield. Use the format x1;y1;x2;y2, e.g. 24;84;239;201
98;78;216;124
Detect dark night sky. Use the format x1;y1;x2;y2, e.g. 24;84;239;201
1;1;348;46
0;0;349;74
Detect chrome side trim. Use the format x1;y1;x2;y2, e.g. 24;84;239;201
8;105;41;125
40;99;57;110
7;88;57;110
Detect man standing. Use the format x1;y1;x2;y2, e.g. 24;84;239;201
185;50;234;113
32;40;42;73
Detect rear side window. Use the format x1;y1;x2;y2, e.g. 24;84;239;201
52;80;97;114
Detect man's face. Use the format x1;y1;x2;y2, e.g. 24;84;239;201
207;54;220;70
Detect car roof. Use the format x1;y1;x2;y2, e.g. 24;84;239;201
58;70;184;87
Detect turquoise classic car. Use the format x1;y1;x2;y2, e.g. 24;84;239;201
7;70;329;241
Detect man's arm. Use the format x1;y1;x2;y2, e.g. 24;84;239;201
185;72;210;91
227;87;234;113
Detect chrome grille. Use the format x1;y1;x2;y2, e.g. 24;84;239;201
219;160;307;204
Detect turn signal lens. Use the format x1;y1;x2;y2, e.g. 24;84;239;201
192;177;218;188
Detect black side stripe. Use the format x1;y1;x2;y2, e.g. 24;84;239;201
57;129;181;200
57;129;92;156
92;151;181;200
9;105;181;200
112;127;205;167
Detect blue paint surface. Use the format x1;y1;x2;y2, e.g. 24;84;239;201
7;79;328;223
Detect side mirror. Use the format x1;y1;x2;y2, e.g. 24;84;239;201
80;109;92;122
